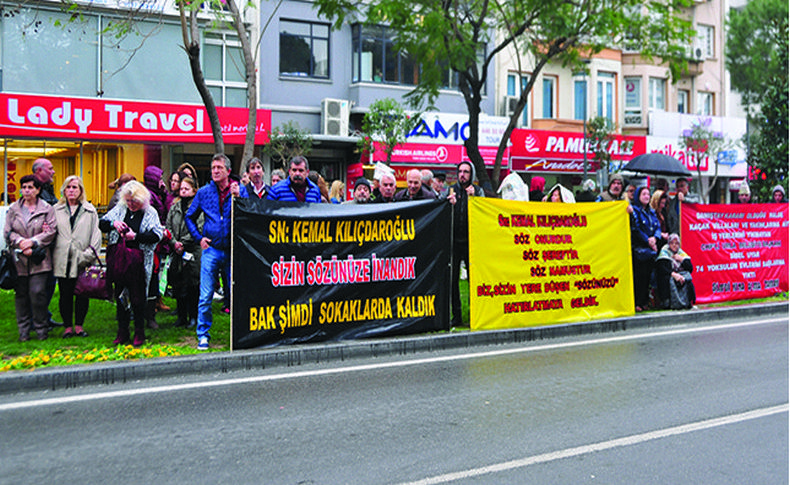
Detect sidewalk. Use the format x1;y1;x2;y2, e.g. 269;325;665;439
1;301;787;395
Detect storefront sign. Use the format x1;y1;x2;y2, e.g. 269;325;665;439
510;129;645;172
0;93;271;144
468;198;635;331
681;202;789;303
231;198;452;349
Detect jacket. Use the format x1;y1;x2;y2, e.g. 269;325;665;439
186;180;249;251
630;202;662;260
144;165;167;225
166;197;203;287
52;201;102;279
4;198;57;276
394;185;437;202
267;178;322;202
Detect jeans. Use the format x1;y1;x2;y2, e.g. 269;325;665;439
198;246;229;341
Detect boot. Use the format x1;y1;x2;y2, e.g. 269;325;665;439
146;299;159;330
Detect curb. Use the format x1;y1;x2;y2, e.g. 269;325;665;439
1;301;787;395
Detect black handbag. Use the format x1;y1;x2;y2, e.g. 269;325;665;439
0;248;18;290
74;246;113;300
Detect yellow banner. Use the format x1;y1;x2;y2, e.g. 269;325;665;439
469;199;634;331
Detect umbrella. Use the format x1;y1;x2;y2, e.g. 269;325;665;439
621;153;692;177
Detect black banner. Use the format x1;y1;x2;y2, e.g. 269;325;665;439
232;199;452;349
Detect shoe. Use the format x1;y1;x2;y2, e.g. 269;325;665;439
197;337;209;351
132;335;145;347
156;300;171;312
75;330;89;338
37;334;48;341
187;318;197;329
19;335;30;342
113;338;130;346
147;319;160;330
213;292;223;301
174;318;187;328
63;330;74;339
48;319;64;328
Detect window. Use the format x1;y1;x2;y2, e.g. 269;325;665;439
204;32;247;107
507;73;530;127
698;25;714;58
279;20;330;79
678;90;689;113
697;92;713;115
597;72;615;120
574;78;588;121
352;25;418;85
648;77;666;110
624;77;642;125
542;77;556;118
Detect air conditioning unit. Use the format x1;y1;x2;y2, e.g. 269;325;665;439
691;41;705;61
504;96;520;117
321;98;350;136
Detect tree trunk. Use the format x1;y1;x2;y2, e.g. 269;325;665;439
227;0;257;168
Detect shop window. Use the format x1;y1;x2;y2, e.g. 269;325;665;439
279;20;330;79
204;31;247;107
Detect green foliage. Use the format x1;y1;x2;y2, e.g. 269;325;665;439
726;0;789;106
586;116;615;168
748;76;789;202
314;0;696;191
358;98;418;165
262;121;313;169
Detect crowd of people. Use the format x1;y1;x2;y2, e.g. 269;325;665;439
3;153;787;346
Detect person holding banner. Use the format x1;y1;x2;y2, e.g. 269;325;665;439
596;173;626;202
656;234;696;309
372;174;398;203
773;186;788;204
342;177;372;204
449;161;484;327
395;169;437;201
630;186;661;312
186;153;247;351
267;156;322;203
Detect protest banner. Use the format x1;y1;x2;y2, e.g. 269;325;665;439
681;203;789;303
231;199;452;349
468;198;634;331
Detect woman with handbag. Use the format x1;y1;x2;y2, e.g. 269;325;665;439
630;186;662;312
53;176;102;338
165;176;202;328
3;174;57;341
100;180;163;347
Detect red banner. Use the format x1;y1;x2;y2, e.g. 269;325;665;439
510;129;645;172
681;203;789;303
0;93;270;144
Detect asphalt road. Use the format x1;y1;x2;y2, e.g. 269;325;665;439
0;314;786;484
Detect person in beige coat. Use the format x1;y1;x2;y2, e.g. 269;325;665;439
3;174;57;341
53;176;102;338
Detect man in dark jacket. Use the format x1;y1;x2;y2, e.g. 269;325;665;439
267;156;322;203
186;153;247;350
394;169;437;201
244;157;270;199
31;158;61;328
448;161;484;327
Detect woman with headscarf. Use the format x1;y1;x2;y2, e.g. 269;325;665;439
656;233;696;309
630;186;661;312
100;181;163;346
4;175;57;341
52;176;102;338
544;184;576;203
529;176;546;201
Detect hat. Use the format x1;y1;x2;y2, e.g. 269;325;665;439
773;185;785;197
354;177;371;190
582;179;596;191
738;180;750;196
609;173;625;186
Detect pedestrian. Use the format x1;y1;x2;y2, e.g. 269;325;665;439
4;175;57;341
596;173;626;202
630;186;661;312
165;170;186;212
107;173;137;212
177;162;200;188
342;177;372;204
53;175;102;338
448;161;484;327
529;176;545;201
166;176;202;328
372;173;397;203
31;158;61;329
666;178;699;234
737;181;752;204
267;156;322;202
244;157;271;200
271;169;286;186
576;179;598;202
329;180;345;204
394;169;437;201
143;165;168;225
100;180;163;347
186;154;247;350
655;233;696;309
772;185;788;203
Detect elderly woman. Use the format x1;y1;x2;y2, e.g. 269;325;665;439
53;176;102;338
166;177;202;328
100;180;163;347
630;186;661;312
656;234;696;309
4;174;57;341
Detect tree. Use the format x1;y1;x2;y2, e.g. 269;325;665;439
357;98;418;165
262;121;313;169
748;69;788;202
679;117;734;201
314;0;695;192
726;0;788;107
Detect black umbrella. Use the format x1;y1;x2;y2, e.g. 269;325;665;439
621;153;692;177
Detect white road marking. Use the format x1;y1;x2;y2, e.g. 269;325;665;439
0;317;785;412
398;404;789;485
